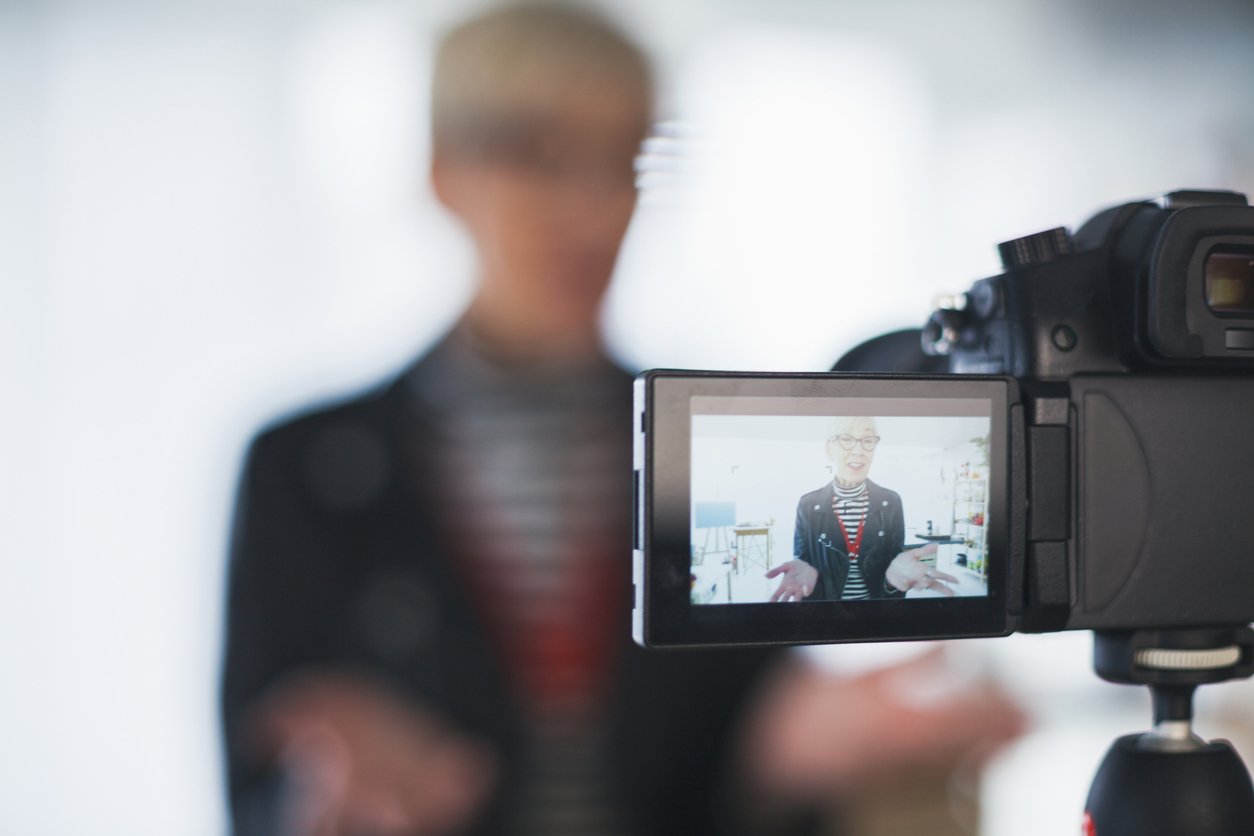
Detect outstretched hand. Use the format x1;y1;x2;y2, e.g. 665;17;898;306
245;674;498;836
884;544;958;595
766;559;819;602
739;648;1028;802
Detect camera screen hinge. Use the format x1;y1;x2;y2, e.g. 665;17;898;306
1026;399;1070;610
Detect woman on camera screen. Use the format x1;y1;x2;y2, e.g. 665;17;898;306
767;417;958;601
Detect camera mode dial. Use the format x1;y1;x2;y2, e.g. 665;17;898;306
997;227;1074;271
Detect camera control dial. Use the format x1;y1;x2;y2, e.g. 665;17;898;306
921;306;966;356
997;226;1074;270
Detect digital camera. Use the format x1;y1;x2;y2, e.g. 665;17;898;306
633;190;1254;648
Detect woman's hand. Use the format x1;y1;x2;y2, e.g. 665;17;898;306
738;649;1028;802
766;559;819;602
885;544;957;595
245;674;498;836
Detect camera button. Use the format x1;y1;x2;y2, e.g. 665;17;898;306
1051;324;1078;352
1224;328;1254;350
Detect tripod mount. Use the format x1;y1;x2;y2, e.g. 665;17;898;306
1085;627;1254;836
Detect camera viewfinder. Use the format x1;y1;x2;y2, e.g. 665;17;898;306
1204;248;1254;316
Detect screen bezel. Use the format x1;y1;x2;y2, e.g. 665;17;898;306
640;371;1014;648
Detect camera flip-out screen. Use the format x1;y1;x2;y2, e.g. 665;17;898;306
634;372;1015;648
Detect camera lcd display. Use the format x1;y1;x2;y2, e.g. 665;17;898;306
690;401;992;606
634;372;1016;647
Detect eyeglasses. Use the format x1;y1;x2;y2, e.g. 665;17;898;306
448;120;638;192
831;434;881;452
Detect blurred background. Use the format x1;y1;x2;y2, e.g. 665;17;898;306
4;0;1254;833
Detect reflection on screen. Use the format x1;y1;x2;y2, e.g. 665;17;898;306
690;410;991;605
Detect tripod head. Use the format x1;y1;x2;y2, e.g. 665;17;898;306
1084;627;1254;836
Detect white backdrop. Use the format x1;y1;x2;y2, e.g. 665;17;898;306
4;0;1254;833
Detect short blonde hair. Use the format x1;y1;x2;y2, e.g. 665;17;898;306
431;2;653;152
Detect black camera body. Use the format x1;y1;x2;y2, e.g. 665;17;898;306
928;189;1254;379
924;190;1254;634
632;190;1254;648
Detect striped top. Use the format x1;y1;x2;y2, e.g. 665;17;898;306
832;482;871;600
406;327;634;836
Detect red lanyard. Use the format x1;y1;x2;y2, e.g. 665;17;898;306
832;499;867;562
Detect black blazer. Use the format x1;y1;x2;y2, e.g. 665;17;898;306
220;348;794;836
792;479;906;600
